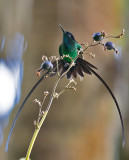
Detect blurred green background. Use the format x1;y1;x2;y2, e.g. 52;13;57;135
0;0;129;160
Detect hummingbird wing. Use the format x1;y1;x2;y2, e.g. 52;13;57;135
71;66;77;78
76;62;84;77
86;64;125;147
77;57;98;70
79;62;92;75
56;57;97;79
6;61;58;152
67;69;72;79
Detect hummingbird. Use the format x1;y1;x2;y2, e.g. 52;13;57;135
6;25;125;151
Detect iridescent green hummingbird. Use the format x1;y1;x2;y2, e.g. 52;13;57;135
6;25;125;151
59;24;82;63
57;24;97;79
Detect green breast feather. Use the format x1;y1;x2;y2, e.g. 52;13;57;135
59;43;82;63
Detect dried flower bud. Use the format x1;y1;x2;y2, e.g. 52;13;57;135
34;99;41;107
44;91;49;96
42;55;48;61
34;120;37;126
41;61;53;71
49;56;57;61
93;32;104;41
71;87;76;91
36;71;41;77
115;29;125;38
88;52;95;58
104;41;115;50
101;31;106;37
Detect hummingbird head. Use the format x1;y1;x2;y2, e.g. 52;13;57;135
59;24;77;44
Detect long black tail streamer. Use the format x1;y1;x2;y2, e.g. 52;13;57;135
6;71;49;152
86;65;125;147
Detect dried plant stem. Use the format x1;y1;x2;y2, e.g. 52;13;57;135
25;59;75;160
25;110;48;160
25;78;60;160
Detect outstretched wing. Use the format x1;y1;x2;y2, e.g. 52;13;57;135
59;57;98;79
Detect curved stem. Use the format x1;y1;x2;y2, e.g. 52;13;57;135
25;59;75;160
25;78;60;160
25;110;48;160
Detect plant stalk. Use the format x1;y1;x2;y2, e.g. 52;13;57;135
25;110;48;160
25;55;78;160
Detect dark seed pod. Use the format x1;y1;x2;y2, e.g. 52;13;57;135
92;32;103;41
105;41;115;50
41;61;53;71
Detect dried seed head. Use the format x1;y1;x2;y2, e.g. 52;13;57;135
44;74;49;78
70;78;74;83
44;91;49;96
121;29;125;36
104;41;115;50
34;99;42;107
40;111;45;115
40;61;53;71
88;52;95;58
42;55;48;61
68;86;76;91
53;92;59;99
101;31;106;37
115;29;125;38
36;71;41;77
69;79;77;85
93;32;104;41
34;120;37;126
49;56;57;61
60;56;63;60
71;87;76;91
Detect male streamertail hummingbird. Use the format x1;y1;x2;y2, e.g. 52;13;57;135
6;25;125;151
